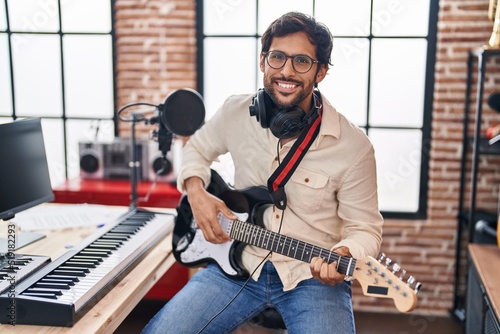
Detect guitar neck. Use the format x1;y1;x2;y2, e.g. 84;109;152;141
230;220;356;276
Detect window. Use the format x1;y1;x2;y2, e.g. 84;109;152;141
197;0;439;218
0;0;115;187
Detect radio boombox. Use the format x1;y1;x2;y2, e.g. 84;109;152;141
79;138;178;183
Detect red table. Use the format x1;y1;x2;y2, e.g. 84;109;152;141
52;177;188;300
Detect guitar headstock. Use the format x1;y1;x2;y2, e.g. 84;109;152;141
352;254;420;313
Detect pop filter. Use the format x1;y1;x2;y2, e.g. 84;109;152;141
160;88;205;136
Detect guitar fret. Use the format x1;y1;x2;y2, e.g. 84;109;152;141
265;230;272;250
242;221;248;243
245;223;252;244
251;225;258;245
230;218;354;276
258;229;266;249
293;240;299;259
318;248;323;261
271;231;277;253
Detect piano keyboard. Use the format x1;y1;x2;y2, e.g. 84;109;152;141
0;208;174;326
0;254;51;294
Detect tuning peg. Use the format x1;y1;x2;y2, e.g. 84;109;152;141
406;275;415;286
414;282;422;293
391;263;400;274
398;269;406;280
385;258;392;268
378;253;386;263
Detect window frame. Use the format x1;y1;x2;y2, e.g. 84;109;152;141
195;0;439;219
0;0;117;183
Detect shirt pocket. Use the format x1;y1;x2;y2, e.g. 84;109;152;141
287;167;329;214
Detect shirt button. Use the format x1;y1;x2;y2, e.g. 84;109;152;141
304;178;310;183
275;214;280;219
274;157;278;161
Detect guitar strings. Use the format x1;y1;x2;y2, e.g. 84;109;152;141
196;144;286;332
232;219;356;275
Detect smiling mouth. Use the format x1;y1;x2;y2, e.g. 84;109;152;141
277;82;297;89
275;80;300;94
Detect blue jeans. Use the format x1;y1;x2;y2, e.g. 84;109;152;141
142;261;355;334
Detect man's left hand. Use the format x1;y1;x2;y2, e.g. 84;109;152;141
310;246;351;285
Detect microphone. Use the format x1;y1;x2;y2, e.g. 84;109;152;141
153;88;206;155
475;220;497;238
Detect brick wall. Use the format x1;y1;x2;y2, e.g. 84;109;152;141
114;0;500;318
114;0;197;137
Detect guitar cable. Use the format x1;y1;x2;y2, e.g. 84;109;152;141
196;140;286;333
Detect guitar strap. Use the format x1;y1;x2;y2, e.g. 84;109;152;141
267;103;322;210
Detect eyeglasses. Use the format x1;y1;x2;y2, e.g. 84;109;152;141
263;51;319;73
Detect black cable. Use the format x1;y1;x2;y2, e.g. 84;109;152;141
197;139;286;333
195;251;272;334
116;102;157;122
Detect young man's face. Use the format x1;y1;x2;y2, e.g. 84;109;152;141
260;31;328;112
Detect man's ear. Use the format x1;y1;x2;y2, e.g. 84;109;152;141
259;53;265;72
315;64;328;84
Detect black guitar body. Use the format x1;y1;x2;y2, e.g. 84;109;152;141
173;170;272;278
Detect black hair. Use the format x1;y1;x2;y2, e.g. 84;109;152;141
261;12;334;66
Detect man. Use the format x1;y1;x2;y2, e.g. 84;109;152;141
143;12;383;334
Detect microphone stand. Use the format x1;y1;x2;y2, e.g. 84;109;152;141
129;113;140;210
128;112;173;210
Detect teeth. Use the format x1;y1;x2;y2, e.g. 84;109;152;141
278;83;296;89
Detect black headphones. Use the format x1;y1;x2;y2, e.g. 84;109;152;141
249;89;322;139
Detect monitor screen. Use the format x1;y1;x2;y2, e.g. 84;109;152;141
0;118;54;220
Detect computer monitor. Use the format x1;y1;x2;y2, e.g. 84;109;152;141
0;118;54;221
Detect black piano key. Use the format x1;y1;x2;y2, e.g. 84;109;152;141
92;240;122;246
52;269;87;277
44;274;80;282
121;220;147;226
87;244;119;250
25;288;63;295
64;261;97;268
79;250;111;256
22;292;59;299
34;282;71;290
111;226;140;233
101;233;130;239
40;278;76;286
57;266;90;273
72;255;103;262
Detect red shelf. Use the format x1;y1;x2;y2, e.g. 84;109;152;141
53;178;182;208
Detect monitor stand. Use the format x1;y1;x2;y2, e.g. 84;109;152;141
0;232;46;253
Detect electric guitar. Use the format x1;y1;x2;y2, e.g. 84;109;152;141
173;170;420;313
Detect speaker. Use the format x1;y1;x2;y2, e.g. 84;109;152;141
79;138;149;181
79;142;104;179
147;139;179;183
249;89;321;139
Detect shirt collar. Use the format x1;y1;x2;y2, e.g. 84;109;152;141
318;95;340;139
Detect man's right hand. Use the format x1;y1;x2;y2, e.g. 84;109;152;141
184;176;237;244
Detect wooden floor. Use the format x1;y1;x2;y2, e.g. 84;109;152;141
115;299;465;334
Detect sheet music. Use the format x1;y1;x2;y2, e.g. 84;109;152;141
12;204;128;231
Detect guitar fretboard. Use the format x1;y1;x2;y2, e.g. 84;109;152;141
230;219;356;277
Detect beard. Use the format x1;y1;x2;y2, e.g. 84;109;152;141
263;75;312;110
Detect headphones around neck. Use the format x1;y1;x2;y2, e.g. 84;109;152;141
249;89;322;139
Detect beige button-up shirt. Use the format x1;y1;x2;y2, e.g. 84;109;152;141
178;93;383;291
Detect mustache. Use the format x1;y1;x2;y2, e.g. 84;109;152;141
271;76;302;85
